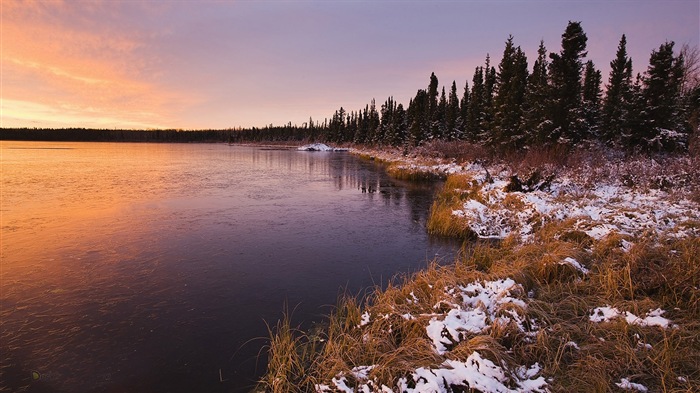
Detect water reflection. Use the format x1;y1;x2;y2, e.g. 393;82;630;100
0;142;456;393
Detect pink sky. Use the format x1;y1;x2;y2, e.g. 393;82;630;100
2;0;698;130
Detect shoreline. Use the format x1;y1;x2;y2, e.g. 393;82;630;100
261;142;700;392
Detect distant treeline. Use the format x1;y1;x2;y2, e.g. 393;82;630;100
3;22;698;153
0;128;233;143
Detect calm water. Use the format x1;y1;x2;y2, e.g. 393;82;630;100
0;142;457;392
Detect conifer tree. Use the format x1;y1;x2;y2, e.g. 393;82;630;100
482;54;497;139
493;36;529;149
582;60;602;141
467;66;485;141
602;34;634;146
446;81;461;140
428;72;440;140
548;21;588;145
436;87;447;139
523;40;551;145
639;41;686;151
459;80;470;137
408;89;429;146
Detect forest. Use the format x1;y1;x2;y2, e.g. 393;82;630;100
3;22;698;154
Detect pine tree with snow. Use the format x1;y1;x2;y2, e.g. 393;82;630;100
493;35;529;149
408;89;429;146
447;81;461;140
482;54;497;140
427;72;440;140
467;66;485;141
639;41;687;151
548;21;588;146
602;34;634;146
436;87;448;139
582;60;602;141
459;80;470;138
523;40;551;146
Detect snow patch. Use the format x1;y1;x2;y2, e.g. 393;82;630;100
616;378;648;392
590;306;672;328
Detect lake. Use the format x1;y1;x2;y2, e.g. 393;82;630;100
0;142;457;392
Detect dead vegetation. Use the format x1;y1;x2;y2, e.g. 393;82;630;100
260;142;700;392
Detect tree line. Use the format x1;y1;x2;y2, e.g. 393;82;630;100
237;21;699;153
3;22;698;153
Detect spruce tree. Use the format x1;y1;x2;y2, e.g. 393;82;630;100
482;54;497;140
548;21;588;146
640;41;686;151
523;40;551;145
582;60;602;141
602;34;634;146
446;81;461;140
467;66;485;141
494;36;529;149
435;87;447;139
428;72;439;140
459;80;470;138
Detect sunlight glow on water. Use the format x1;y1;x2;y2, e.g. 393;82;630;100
0;142;457;392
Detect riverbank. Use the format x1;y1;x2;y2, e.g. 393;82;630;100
261;141;699;393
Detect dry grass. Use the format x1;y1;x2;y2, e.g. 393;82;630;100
261;232;700;392
261;147;700;392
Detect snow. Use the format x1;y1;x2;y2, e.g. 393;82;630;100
387;154;700;243
616;378;649;392
560;257;589;275
589;306;672;328
426;279;531;355
317;352;547;393
298;143;347;151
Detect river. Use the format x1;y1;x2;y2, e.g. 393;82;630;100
0;141;457;392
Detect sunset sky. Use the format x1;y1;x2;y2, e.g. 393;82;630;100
2;0;698;130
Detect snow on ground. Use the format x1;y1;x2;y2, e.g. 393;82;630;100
451;169;700;242
298;143;348;151
353;147;699;244
589;306;673;328
616;378;649;392
316;278;546;393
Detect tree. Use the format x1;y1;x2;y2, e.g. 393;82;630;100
428;72;440;140
467;66;485;141
446;81;461;140
408;89;429;146
482;54;497;139
548;21;588;145
493;35;529;149
639;41;686;151
582;60;602;141
458;80;470;138
523;40;551;145
602;34;634;146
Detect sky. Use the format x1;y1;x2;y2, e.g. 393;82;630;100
1;0;698;130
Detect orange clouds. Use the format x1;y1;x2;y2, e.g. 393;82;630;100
1;0;188;129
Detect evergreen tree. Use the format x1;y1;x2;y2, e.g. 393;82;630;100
482;54;497;139
367;99;380;144
582;60;602;141
408;89;429;146
548;21;588;145
446;81;461;140
459;80;470;138
523;40;551;145
602;34;634;146
493;36;529;149
393;103;407;146
427;72;439;140
436;87;448;139
467;66;485;141
639;41;686;151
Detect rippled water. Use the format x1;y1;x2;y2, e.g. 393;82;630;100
0;142;457;392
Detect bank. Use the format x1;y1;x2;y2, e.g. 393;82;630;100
260;141;700;393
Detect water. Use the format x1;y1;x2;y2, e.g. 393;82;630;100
0;142;457;392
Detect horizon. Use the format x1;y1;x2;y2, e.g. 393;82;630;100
2;0;698;130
